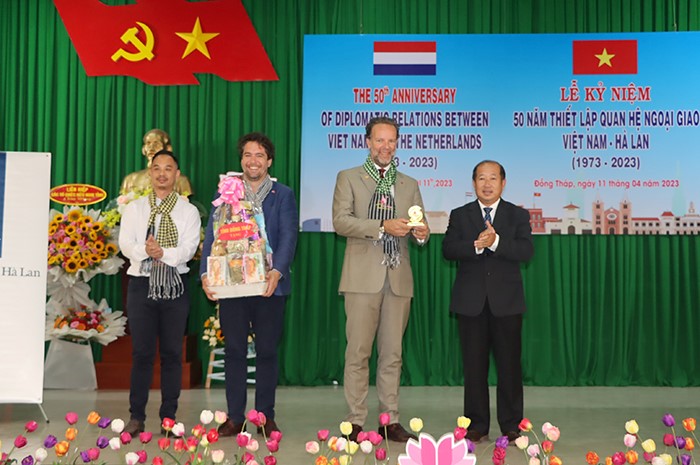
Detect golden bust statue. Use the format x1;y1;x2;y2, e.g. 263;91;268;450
120;129;193;195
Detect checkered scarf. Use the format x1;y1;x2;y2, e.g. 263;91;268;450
243;175;273;211
140;191;184;300
363;156;400;269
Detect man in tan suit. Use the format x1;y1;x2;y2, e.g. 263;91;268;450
332;116;429;443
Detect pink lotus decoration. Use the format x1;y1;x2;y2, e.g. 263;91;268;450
399;433;477;465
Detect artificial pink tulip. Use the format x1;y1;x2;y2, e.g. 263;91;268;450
379;413;390;426
24;421;38;433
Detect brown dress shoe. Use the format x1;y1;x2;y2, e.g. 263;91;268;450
466;430;488;443
257;419;281;437
379;423;418;443
346;424;362;442
218;419;244;437
504;431;521;443
124;419;145;436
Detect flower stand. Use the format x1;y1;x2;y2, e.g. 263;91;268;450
43;338;97;390
204;346;256;388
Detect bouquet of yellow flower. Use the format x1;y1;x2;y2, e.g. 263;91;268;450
47;206;123;284
46;298;126;346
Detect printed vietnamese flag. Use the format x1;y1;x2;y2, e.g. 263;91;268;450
572;39;637;75
53;0;277;85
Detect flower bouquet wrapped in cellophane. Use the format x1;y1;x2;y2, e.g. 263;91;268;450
47;206;125;311
45;298;126;346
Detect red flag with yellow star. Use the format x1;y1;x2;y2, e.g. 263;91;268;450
572;40;637;75
53;0;278;85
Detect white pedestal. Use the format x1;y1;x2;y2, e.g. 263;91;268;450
44;338;97;390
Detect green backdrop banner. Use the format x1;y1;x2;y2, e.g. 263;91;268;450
1;0;699;386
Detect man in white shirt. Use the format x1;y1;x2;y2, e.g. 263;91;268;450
119;150;201;435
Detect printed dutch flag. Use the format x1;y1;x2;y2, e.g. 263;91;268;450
373;41;437;76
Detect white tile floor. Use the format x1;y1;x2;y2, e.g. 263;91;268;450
2;386;699;464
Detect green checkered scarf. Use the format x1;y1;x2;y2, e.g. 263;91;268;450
363;155;397;194
363;155;400;269
140;191;184;300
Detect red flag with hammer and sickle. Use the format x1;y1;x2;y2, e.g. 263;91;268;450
53;0;278;85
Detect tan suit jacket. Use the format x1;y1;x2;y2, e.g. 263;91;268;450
332;165;428;297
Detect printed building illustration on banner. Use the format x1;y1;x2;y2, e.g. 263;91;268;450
527;198;700;235
53;0;278;85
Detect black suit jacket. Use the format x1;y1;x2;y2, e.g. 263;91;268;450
442;199;533;317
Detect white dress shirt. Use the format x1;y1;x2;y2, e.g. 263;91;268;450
119;194;201;276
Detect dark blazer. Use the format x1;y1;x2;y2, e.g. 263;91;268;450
200;181;299;296
442;199;533;316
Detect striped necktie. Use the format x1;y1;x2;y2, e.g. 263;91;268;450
483;207;492;226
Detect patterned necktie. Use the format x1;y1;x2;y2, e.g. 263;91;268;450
483;207;492;227
378;168;386;178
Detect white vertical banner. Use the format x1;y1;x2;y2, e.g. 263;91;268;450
0;151;51;403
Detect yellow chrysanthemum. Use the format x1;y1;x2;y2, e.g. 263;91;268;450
67;209;82;222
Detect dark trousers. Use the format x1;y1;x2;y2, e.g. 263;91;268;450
458;301;523;435
127;276;189;422
219;295;285;423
